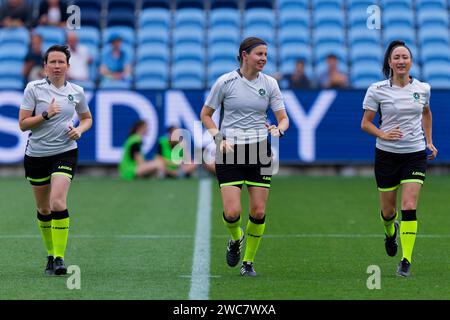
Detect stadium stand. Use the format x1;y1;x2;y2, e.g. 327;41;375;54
2;0;450;89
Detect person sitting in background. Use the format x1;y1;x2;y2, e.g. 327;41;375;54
100;34;131;82
23;33;45;83
66;31;93;82
156;126;197;178
119;120;165;180
37;0;68;27
0;0;31;28
285;59;312;89
319;54;349;89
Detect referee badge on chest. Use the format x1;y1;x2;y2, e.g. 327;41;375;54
68;94;74;102
258;88;266;96
412;92;420;102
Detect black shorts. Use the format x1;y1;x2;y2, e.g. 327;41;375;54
215;140;273;189
374;147;427;192
24;148;78;186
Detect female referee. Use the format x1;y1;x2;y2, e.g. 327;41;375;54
361;40;437;277
200;37;289;276
19;45;93;275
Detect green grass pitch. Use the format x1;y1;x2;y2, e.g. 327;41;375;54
0;176;449;300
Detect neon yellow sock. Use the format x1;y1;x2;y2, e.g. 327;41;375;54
51;210;70;259
243;216;266;263
400;210;418;263
381;211;398;237
222;213;242;241
37;212;53;256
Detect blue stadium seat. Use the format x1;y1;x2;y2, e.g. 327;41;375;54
100;79;132;89
315;44;347;65
209;8;240;29
243;26;275;44
173;44;204;62
75;27;100;48
0;78;24;90
348;27;381;45
383;27;416;47
141;0;170;9
173;27;204;45
278;0;309;11
348;0;376;10
313;27;345;45
416;0;446;10
244;8;275;29
107;9;135;28
72;0;102;11
103;27;135;46
420;43;450;63
208;27;240;46
210;0;239;9
172;62;205;89
245;0;273;9
417;9;449;28
137;43;169;64
0;61;24;79
175;8;205;29
426;77;450;88
279;27;309;46
34;26;65;46
351;61;382;84
311;0;342;11
0;44;27;62
348;7;372;28
422;61;450;81
209;43;238;61
350;43;382;64
380;0;412;10
176;0;204;9
108;0;136;11
313;8;345;28
279;43;312;72
79;10;101;28
383;9;414;28
279;9;309;29
138;26;170;45
135;62;168;89
418;26;449;46
0;27;29;46
139;8;171;29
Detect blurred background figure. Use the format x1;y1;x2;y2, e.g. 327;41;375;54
319;54;348;89
284;59;312;89
66;31;93;82
156;126;198;178
119;120;165;180
22;33;45;83
100;34;131;84
0;0;31;28
37;0;68;27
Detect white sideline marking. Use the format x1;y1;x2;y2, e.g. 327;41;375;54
188;178;212;300
1;233;449;239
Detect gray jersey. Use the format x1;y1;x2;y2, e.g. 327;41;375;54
20;78;90;157
363;78;430;153
205;69;285;144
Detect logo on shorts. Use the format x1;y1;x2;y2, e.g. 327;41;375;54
413;92;420;101
262;176;271;181
68;94;74;102
412;171;425;177
58;165;72;171
258;88;266;96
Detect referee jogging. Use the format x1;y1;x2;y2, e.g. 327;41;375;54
201;37;289;276
19;45;93;275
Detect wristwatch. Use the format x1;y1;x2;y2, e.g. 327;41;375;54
42;111;50;120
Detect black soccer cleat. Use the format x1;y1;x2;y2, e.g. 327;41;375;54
45;256;54;275
54;257;67;275
226;231;244;267
396;258;411;277
240;261;257;277
385;221;399;257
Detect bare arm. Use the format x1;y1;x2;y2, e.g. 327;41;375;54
200;105;233;153
360;110;402;141
68;111;93;140
267;109;289;137
422;105;438;159
19;97;61;131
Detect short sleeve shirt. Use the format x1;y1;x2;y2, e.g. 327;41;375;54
205;70;285;144
363;78;430;153
20;78;90;157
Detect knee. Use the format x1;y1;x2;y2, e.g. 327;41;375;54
50;198;67;212
402;201;416;211
381;207;396;219
223;206;241;220
37;207;51;215
250;206;266;220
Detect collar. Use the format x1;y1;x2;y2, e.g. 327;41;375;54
389;76;413;87
46;77;67;87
